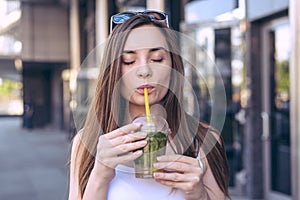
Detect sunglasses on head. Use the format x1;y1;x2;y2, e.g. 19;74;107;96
110;10;169;33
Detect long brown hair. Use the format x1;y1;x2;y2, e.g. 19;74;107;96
73;15;230;198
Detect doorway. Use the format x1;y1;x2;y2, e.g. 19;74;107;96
23;66;52;128
261;17;291;200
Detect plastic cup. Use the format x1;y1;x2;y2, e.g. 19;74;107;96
133;115;170;178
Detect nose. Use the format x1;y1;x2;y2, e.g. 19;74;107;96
136;64;152;79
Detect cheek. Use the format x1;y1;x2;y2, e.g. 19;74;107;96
156;67;171;87
120;72;135;100
159;86;169;100
155;69;171;100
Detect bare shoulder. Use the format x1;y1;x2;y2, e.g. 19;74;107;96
70;129;85;173
71;129;84;154
68;130;84;199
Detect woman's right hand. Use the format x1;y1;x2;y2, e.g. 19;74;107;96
92;123;147;182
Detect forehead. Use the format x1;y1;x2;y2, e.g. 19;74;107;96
124;25;169;51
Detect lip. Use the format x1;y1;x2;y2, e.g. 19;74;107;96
136;84;155;95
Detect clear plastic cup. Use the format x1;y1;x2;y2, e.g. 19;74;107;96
133;115;170;178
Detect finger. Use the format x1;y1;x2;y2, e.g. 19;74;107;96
107;140;147;156
110;131;147;146
154;162;202;174
153;171;198;183
117;150;143;165
96;149;143;169
105;123;142;139
155;179;195;192
157;155;199;166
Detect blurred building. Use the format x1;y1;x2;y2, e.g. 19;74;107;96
183;1;299;200
20;0;69;128
245;1;291;199
0;0;69;127
0;1;23;116
1;0;299;199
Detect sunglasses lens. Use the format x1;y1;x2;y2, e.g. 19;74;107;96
144;11;166;20
112;12;135;24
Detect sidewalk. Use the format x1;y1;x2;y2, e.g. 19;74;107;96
0;117;70;200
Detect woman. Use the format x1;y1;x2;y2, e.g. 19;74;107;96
68;11;230;200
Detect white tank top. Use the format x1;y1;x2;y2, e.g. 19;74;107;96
107;153;204;200
107;164;185;200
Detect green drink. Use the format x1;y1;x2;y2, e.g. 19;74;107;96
133;115;169;178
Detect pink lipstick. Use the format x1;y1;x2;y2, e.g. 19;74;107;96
136;85;154;94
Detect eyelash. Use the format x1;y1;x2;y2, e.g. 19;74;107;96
122;58;164;65
123;61;135;65
151;58;163;63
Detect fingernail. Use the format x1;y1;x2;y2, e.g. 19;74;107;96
139;140;147;145
157;156;162;161
153;172;161;178
133;122;142;127
134;150;143;156
153;163;159;168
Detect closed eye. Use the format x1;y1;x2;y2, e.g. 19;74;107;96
151;58;163;63
123;60;135;65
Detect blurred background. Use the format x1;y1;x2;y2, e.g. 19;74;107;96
0;0;299;199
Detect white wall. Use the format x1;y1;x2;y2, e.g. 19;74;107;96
21;4;69;62
185;0;236;23
247;0;289;21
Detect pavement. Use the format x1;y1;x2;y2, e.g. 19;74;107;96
0;117;248;200
0;117;70;200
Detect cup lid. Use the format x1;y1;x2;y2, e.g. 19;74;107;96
132;115;170;134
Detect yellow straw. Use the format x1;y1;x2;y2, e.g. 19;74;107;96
144;87;151;125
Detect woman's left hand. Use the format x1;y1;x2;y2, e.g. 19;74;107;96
153;154;206;200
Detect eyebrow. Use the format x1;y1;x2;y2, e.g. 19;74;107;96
122;47;168;54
